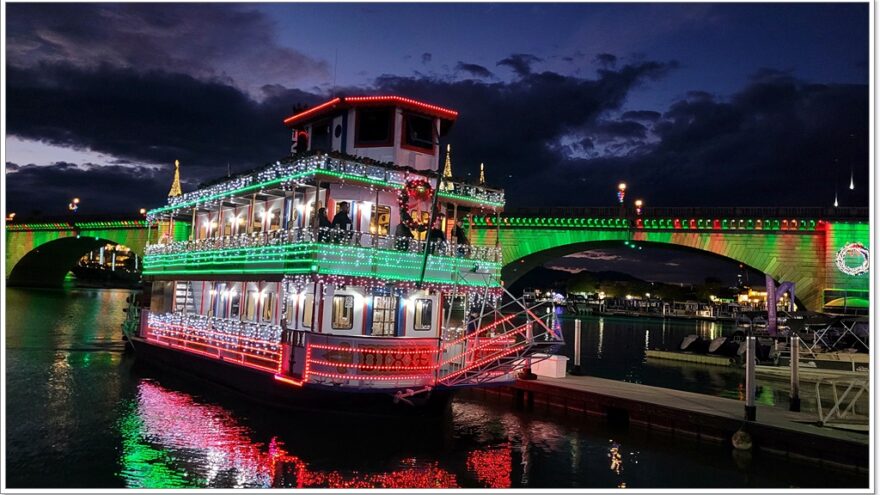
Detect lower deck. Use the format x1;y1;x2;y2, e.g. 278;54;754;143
131;276;563;398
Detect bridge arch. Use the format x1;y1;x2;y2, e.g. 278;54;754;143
5;221;156;287
8;236;137;287
470;219;870;313
501;239;807;308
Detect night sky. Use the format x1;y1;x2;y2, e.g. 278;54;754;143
5;3;869;282
3;3;871;282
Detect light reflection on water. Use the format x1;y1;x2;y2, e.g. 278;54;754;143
5;287;868;489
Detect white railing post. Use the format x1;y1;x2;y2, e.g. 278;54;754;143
571;319;583;375
789;335;800;412
745;335;757;421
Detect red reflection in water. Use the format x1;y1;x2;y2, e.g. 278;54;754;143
467;444;512;488
135;381;465;488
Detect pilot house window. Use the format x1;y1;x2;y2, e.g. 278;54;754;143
311;120;332;152
355;108;393;146
403;114;434;151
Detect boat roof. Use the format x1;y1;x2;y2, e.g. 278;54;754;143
283;95;459;128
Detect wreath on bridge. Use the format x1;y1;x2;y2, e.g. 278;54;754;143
398;178;435;231
836;242;869;276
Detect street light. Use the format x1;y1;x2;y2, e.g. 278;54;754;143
6;212;16;222
634;199;644;215
68;197;80;212
617;182;627;204
139;208;147;215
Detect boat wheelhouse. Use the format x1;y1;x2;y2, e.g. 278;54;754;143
129;95;562;409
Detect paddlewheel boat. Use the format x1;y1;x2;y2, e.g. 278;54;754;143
124;95;563;412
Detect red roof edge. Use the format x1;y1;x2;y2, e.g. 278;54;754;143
282;95;458;127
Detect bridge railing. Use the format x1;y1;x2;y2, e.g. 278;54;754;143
505;206;868;221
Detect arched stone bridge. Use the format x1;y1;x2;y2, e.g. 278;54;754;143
5;208;869;312
5;217;188;287
470;207;870;312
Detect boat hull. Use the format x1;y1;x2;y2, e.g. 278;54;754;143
130;337;454;416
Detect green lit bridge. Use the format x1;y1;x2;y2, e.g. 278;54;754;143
469;206;869;313
4;217;187;288
5;207;870;312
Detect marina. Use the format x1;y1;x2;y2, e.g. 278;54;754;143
3;4;872;490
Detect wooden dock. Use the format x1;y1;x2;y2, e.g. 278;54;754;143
645;349;734;366
486;375;868;472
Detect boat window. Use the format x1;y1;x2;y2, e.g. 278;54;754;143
370;205;391;236
332;295;354;330
222;210;233;237
413;299;433;331
243;285;259;322
269;209;282;231
212;283;228;317
228;283;242;319
174;281;194;313
371;296;398;336
285;293;298;327
302;293;314;328
150;281;173;314
355;107;393;146
403;113;434;151
261;292;276;323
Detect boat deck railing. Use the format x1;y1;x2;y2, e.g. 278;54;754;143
146;226;502;263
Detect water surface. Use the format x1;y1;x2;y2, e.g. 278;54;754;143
5;287;866;488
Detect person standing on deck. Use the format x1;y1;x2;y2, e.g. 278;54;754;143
317;207;332;242
452;218;469;256
395;210;415;251
331;201;353;243
427;217;447;255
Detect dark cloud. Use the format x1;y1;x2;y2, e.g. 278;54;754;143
421;52;432;64
455;62;494;79
6;162;170;216
594;53;618;67
621;110;662;122
496;53;543;77
6;3;329;98
5;54;868;214
6;63;321;177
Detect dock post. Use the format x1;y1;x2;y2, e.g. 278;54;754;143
571;319;583;375
789;335;801;412
744;335;757;421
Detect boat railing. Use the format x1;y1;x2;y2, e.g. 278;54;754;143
152;153;505;219
145;226;502;263
437;292;564;387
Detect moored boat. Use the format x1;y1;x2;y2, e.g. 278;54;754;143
123;95;564;413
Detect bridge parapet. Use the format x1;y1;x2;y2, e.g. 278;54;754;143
505;206;868;221
475;215;838;232
6;219;150;232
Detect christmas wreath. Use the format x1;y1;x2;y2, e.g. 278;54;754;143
398;178;435;230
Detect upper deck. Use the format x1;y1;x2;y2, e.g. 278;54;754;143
144;152;505;291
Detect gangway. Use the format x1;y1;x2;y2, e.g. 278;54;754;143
437;285;564;387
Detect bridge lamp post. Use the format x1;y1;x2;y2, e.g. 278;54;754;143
139;208;147;217
68;197;80;213
617;182;627;204
634;199;644;215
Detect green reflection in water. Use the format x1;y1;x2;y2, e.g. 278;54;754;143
117;400;201;488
